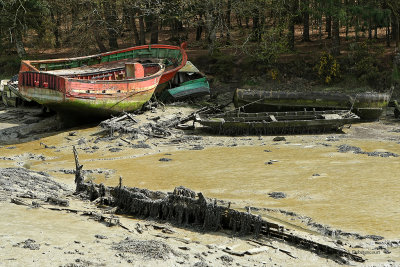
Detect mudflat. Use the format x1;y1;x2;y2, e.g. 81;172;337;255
1;105;399;266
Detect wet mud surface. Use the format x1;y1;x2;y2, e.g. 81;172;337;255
1;104;400;266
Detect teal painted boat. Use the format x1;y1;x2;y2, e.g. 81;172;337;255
160;77;210;101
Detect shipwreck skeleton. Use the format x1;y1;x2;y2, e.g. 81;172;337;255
72;148;364;264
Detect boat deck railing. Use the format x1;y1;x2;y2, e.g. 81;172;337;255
20;72;66;93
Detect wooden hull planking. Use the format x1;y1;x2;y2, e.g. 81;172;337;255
196;110;360;135
234;89;390;120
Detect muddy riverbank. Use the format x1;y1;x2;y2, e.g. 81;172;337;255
1;104;400;266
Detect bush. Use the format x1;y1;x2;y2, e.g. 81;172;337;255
315;52;340;84
0;55;21;79
347;41;384;87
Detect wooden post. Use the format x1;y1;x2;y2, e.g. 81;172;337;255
73;146;84;191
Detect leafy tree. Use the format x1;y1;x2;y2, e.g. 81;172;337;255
0;0;49;58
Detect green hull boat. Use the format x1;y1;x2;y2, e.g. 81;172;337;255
234;89;390;120
196;110;360;135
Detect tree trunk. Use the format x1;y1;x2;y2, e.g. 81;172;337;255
287;1;295;50
51;11;61;48
139;15;146;45
226;0;232;29
145;15;153;33
236;13;242;28
253;10;260;41
396;17;400;48
332;15;340;56
368;18;372;39
288;17;295;50
326;16;332;39
14;29;27;58
196;16;204;41
103;0;119;50
387;20;391;47
150;17;159;44
206;12;217;55
131;17;141;46
319;18;322;41
94;33;107;52
302;0;310;42
392;15;399;48
355;17;359;42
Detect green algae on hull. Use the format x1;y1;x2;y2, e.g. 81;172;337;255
234;89;390;120
25;87;153;118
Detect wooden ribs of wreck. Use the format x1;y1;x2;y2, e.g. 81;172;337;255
72;148;364;263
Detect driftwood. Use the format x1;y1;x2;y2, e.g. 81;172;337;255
81;211;120;227
46;196;69;207
11;198;30;206
248;239;296;258
99;106;219;139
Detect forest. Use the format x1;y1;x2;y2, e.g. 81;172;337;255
1;0;400;93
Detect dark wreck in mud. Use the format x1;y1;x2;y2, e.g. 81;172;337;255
72;147;364;264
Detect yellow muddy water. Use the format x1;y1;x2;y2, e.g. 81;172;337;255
1;128;399;239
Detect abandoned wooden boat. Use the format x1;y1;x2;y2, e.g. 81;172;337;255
160;77;210;101
1;79;19;107
14;44;188;116
159;61;210;101
17;61;164;117
388;100;400;118
234;89;390;120
195;110;360;135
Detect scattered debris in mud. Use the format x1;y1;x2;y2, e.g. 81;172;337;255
99;107;218;141
0;167;71;201
52;168;115;177
159;158;172;162
112;238;178;260
0;107;61;145
268;192;287;199
13;239;40;250
0;153;51;162
337;144;399;157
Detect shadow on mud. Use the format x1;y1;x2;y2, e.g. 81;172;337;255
0;105;102;145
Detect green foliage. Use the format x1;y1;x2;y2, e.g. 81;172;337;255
257;27;289;65
315;52;340;84
0;55;21;78
207;51;236;81
347;41;384;86
392;66;400;85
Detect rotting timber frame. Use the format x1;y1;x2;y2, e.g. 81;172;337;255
72;148;364;264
